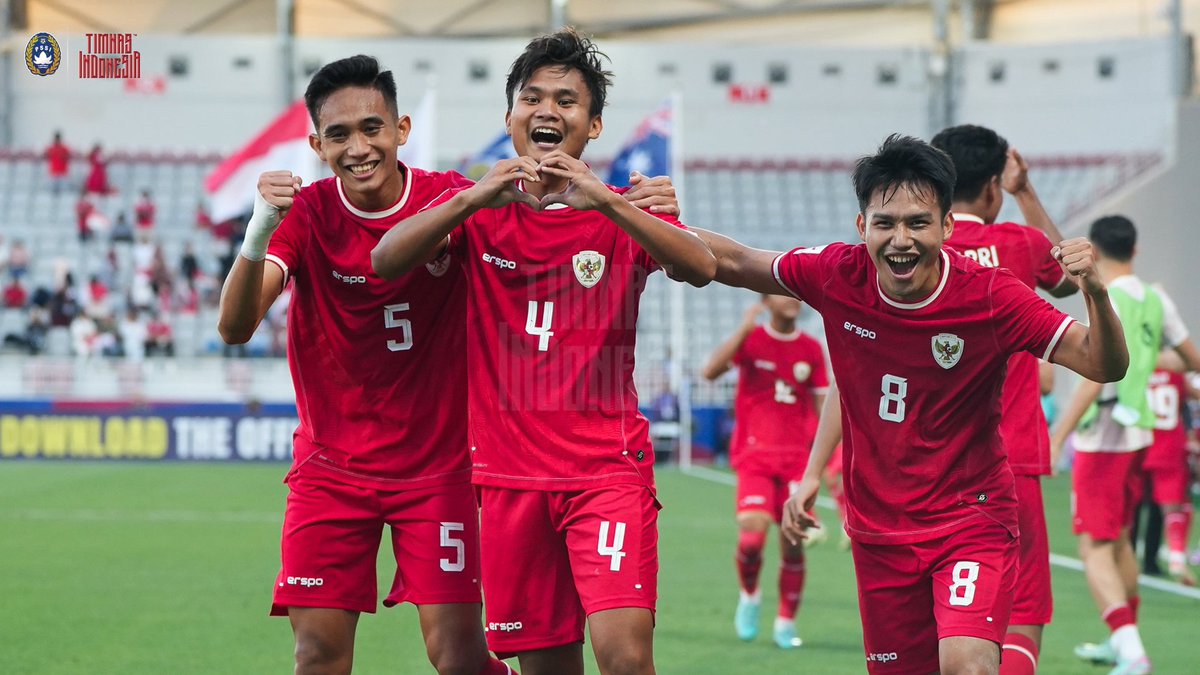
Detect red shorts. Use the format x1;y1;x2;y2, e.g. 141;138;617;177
736;470;803;523
478;484;660;655
1139;458;1191;506
851;523;1017;674
1072;450;1144;540
1010;475;1052;626
271;471;481;616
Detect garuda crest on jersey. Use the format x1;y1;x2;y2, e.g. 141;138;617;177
932;332;964;369
572;250;605;288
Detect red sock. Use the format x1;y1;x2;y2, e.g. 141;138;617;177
777;553;806;620
736;530;767;594
481;658;515;675
1166;509;1191;558
1128;595;1140;623
999;633;1039;675
1103;603;1134;632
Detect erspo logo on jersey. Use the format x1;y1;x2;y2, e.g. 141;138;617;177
482;252;517;270
285;576;324;587
844;321;876;340
332;270;368;284
487;621;523;633
867;652;899;663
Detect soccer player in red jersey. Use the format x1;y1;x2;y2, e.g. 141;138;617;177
932;124;1078;674
219;55;525;675
701;295;828;649
1143;355;1197;586
371;29;715;675
693;134;1128;675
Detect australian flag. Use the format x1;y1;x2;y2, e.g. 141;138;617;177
607;99;674;187
458;130;516;181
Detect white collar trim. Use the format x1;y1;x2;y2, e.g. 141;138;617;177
336;162;412;219
877;249;951;310
764;324;802;341
952;212;985;224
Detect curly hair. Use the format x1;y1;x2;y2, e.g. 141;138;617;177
506;27;613;117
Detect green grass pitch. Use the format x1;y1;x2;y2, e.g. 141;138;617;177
0;462;1196;673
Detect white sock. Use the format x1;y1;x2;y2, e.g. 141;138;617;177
1110;624;1147;662
774;617;795;632
740;590;761;604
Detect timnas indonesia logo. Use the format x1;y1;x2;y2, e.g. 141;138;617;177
79;33;141;79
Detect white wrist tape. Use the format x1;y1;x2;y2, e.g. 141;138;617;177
240;190;283;262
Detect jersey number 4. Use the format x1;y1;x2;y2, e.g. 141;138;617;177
526;301;555;351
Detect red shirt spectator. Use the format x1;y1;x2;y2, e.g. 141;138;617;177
46;131;71;185
135;190;156;229
84;144;111;195
3;278;27;308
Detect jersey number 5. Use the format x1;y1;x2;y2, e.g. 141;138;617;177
439;522;465;572
385;303;413;351
878;374;907;423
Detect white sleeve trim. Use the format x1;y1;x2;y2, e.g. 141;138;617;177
1042;316;1074;361
264;254;290;287
771;252;803;299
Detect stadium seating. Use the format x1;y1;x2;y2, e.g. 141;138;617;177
0;148;1163;401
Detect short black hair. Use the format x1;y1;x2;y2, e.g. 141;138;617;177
1089;215;1137;261
852;134;956;218
506;27;612;118
930;124;1008;202
304;55;398;129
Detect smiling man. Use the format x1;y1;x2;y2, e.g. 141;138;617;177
693;134;1128;675
371;28;714;675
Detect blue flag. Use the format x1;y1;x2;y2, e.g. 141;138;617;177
458;130;516;181
607;99;673;186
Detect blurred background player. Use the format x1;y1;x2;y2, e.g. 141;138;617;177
700;294;829;649
216;55;514;675
931;123;1078;675
1051;215;1200;675
1141;349;1198;585
371;28;713;675
695;134;1128;675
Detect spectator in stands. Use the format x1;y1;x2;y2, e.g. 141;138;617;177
69;311;99;356
9;239;30;280
135;189;156;230
118;307;148;362
145;311;175;357
3;276;27;308
84;274;111;318
84;143;111;195
180;242;200;282
85;202;111;241
75;188;94;242
132;231;155;275
110;212;134;243
17;308;48;355
49;272;79;327
46;130;71;194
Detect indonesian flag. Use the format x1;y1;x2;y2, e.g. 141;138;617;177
205;100;321;224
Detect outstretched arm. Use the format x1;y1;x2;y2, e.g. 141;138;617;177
692;228;788;295
1046;238;1128;383
372;157;541;279
217;171;296;344
700;303;763;381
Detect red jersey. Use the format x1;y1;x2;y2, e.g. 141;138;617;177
266;164;474;489
135;199;156;228
948;215;1066;476
435;187;682;491
773;243;1073;545
730;325;829;475
47;142;70;176
1145;369;1188;469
